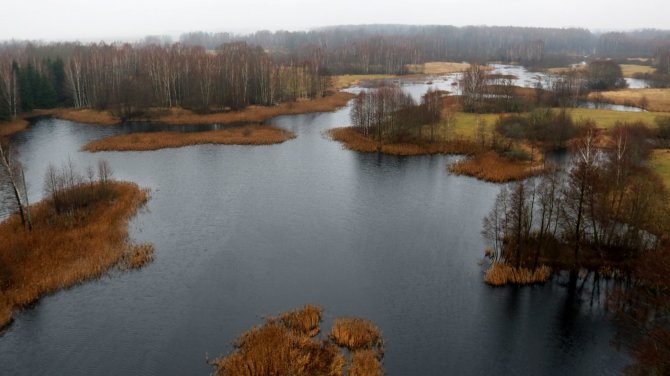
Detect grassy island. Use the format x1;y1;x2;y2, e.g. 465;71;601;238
83;124;296;152
36;92;355;127
0;180;152;329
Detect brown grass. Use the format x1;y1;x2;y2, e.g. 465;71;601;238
212;305;385;376
44;93;355;126
82;124;296;152
485;262;552;286
331;75;398;90
280;304;323;338
620;64;656;78
448;151;543;183
405;61;474;75
349;350;383;376
588;89;670;112
121;243;155;269
0;181;151;329
329;126;478;156
0;118;29;137
37;108;120;125
329;318;383;353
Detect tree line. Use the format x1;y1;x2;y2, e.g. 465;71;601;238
350;87;442;149
0;42;328;121
482;123;668;272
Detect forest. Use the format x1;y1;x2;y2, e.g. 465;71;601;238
1;25;670;123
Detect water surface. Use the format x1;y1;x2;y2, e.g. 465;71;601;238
0;89;629;375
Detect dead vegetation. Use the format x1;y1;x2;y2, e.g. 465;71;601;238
329;318;384;354
82;124;296;152
211;305;384;376
0;180;151;329
328;126;477;156
448;151;543;183
485;262;552;286
0;118;29;137
45;92;355;126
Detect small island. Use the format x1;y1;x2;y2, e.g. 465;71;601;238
0;160;152;329
83;124;296;152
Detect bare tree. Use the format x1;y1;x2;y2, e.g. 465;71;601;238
0;139;31;230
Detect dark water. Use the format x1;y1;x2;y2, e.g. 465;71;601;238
0;99;629;375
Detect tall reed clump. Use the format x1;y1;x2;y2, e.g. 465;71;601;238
83;124;296;152
0;162;152;329
212;305;385;376
485;262;551;286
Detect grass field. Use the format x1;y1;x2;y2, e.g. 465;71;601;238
405;62;472;75
566;107;666;128
0;118;28;137
619;64;656;77
588;89;670;112
650;149;670;190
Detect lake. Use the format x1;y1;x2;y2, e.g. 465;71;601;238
0;84;629;375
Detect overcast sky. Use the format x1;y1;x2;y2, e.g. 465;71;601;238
2;0;669;41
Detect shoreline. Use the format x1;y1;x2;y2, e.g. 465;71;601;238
33;91;355;127
0;181;152;329
329;126;544;182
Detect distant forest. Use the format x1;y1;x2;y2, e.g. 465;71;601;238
1;25;669;120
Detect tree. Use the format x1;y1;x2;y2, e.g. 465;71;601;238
0;138;31;230
585;60;627;91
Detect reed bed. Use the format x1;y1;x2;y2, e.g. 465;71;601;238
331;75;398;90
212;306;385;376
448;151;542;183
0;118;29;137
349;349;383;376
82;125;296;152
485;262;552;286
280;304;323;337
41;108;120;125
405;61;476;75
329;318;384;353
0;181;151;329
329;126;478;156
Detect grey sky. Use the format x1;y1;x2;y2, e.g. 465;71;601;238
2;0;669;41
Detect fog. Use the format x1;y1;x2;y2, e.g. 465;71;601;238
1;0;669;41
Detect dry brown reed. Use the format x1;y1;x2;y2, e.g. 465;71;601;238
38;108;120;125
0;118;29;137
45;92;354;126
280;304;323;337
448;151;542;183
349;349;384;376
212;305;345;376
329;126;478;156
484;262;552;286
121;243;155;270
212;306;386;376
587;89;670;112
82;125;296;152
0;181;151;329
329;318;384;353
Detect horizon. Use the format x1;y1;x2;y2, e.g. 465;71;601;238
2;0;669;42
